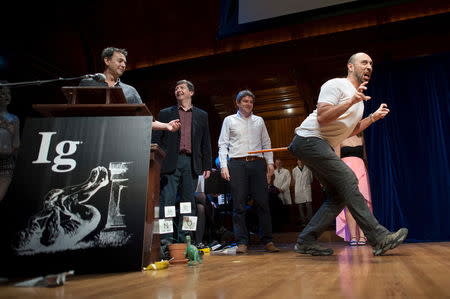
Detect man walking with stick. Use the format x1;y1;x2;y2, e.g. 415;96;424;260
288;52;407;256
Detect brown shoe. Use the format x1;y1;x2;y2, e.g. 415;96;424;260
265;242;280;253
236;244;248;254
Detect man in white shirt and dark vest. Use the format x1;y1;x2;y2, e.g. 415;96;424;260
289;52;408;256
218;90;280;254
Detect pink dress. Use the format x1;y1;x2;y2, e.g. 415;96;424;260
336;156;373;241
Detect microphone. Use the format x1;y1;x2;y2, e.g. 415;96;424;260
0;74;107;88
86;73;106;82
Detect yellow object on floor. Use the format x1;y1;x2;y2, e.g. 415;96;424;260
199;248;210;254
143;260;170;271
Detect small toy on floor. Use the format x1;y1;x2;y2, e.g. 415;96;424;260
185;236;202;266
143;260;170;271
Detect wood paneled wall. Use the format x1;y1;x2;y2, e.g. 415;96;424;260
266;117;305;169
64;0;448;71
12;0;443;76
92;0;450;70
4;1;450;83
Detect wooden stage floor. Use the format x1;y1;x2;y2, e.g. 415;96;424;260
1;242;449;298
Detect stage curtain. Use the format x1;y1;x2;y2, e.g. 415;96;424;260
365;52;450;242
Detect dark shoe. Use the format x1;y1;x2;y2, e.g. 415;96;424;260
264;242;280;253
294;241;334;256
236;244;248;254
373;228;408;256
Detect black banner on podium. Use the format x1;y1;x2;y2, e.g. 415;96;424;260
0;116;152;275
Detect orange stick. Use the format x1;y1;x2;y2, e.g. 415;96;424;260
248;147;289;154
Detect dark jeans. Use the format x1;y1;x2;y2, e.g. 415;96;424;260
298;202;313;223
229;158;273;245
288;136;389;246
159;154;198;242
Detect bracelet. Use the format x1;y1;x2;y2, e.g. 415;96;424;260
369;113;375;123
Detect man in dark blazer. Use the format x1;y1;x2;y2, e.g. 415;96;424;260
152;80;212;242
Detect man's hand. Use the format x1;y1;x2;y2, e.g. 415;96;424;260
350;103;390;136
221;167;230;181
266;163;274;184
203;170;211;180
350;81;371;104
372;103;390;121
167;119;181;132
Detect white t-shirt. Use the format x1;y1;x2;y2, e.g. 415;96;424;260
295;78;364;148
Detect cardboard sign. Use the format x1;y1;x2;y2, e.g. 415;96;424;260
182;216;198;231
164;206;176;218
158;219;174;234
180;202;192;214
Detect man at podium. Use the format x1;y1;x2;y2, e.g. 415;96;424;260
80;47;141;104
80;47;180;131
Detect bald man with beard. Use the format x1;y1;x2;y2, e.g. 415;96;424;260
288;52;408;256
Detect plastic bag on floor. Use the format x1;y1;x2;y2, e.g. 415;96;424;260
210;246;237;255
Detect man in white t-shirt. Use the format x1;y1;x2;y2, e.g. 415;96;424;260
273;159;292;204
289;52;408;256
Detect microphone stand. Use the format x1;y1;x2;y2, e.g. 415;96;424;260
0;75;95;88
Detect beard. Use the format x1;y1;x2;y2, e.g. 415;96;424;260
355;72;365;84
354;68;371;84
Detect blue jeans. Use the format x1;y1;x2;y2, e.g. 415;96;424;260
288;136;389;246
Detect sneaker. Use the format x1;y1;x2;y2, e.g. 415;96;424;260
236;244;248;254
294;241;334;256
372;228;408;256
264;242;280;253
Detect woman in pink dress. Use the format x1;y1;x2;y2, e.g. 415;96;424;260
335;134;372;246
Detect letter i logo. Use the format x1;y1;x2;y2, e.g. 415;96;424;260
32;132;57;164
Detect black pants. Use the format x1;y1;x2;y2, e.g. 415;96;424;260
289;136;389;246
228;158;273;245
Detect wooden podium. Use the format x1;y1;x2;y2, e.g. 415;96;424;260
31;86;163;270
62;86;129;104
34;86;150;117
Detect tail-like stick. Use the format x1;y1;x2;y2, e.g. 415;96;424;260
248;147;289;154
